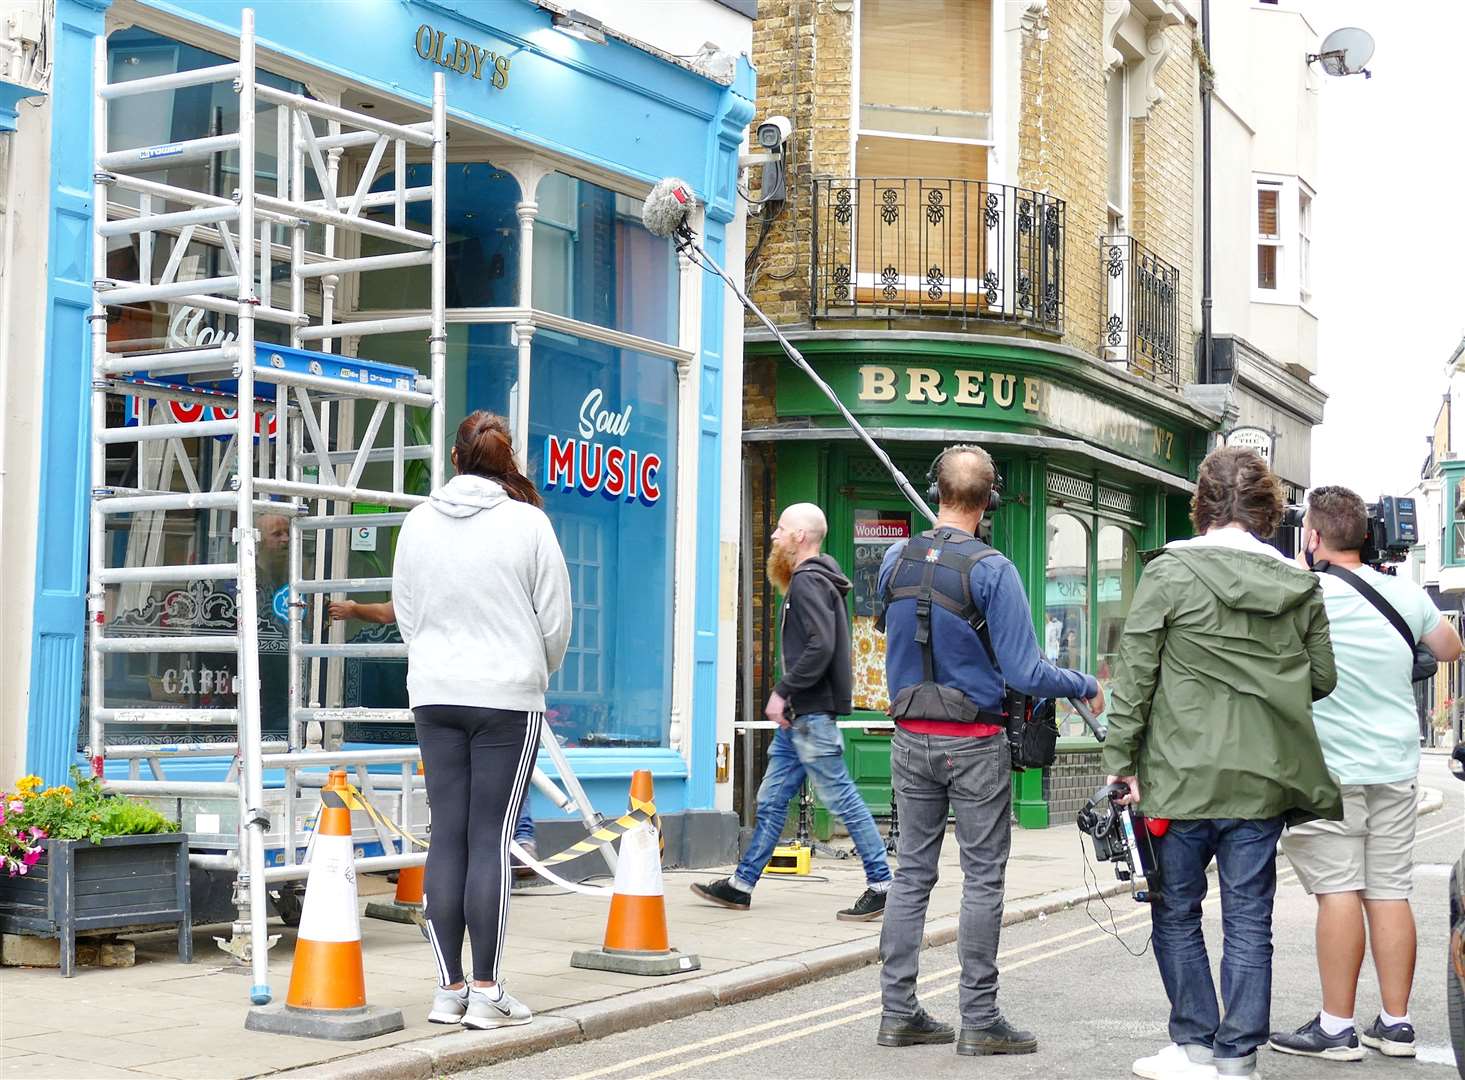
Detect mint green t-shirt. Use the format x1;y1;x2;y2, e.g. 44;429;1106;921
1312;566;1441;784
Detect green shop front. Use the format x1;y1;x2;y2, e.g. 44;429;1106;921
743;333;1218;828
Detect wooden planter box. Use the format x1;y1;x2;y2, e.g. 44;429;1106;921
0;833;192;977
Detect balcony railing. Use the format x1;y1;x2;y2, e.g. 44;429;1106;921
1100;235;1181;387
811;177;1065;334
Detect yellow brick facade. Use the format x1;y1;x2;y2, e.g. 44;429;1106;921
745;0;1199;371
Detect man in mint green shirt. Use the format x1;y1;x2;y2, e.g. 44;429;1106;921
1271;487;1461;1063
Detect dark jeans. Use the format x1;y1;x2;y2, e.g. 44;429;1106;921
1151;816;1285;1069
880;728;1011;1028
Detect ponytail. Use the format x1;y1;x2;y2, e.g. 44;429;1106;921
453;411;543;509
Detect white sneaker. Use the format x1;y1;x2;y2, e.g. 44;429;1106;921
428;984;469;1024
1133;1043;1219;1080
462;983;532;1029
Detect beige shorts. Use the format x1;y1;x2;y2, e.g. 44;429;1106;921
1280;780;1418;900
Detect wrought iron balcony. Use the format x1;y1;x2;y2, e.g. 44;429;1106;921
1100;236;1181;387
810;178;1065;334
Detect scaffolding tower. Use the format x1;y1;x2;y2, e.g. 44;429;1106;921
83;8;450;1008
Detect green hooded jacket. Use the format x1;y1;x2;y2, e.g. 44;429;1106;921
1100;530;1343;825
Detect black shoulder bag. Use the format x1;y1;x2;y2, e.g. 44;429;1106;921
1317;562;1438;683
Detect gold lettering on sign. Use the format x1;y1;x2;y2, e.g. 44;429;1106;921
954;369;986;405
859;365;897;402
906;367;947;404
1152;428;1175;461
991;372;1016;409
413;23;512;89
1023;378;1041;413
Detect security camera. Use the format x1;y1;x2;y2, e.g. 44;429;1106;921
756;115;793;151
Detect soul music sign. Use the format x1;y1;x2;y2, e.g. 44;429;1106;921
543;389;663;506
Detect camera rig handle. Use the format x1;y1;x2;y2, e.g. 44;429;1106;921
1067;697;1107;741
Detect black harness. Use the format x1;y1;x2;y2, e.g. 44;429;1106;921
878;528;1005;726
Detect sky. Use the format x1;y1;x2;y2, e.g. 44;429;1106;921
1299;0;1465;497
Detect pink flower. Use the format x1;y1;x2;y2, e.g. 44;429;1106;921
7;801;21;814
22;849;41;867
29;827;45;841
14;862;28;876
0;806;6;826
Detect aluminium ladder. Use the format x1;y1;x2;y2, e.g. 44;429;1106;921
86;10;611;1007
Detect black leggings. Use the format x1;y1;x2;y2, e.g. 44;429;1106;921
415;705;539;985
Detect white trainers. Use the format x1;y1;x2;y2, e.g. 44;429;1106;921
428;984;469;1024
1133;1043;1219;1080
463;983;532;1029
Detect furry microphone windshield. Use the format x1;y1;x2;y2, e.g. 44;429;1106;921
641;177;696;239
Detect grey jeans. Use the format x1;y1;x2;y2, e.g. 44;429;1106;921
879;727;1012;1028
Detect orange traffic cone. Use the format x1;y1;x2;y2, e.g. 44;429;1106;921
246;770;404;1040
570;770;700;976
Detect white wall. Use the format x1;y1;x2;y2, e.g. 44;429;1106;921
1207;1;1321;378
0;99;53;782
572;0;754;66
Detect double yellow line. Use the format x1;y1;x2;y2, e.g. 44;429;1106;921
563;813;1462;1080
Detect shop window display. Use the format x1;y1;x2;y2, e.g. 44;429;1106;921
530;331;678;747
1095;524;1138;694
1046;511;1090;736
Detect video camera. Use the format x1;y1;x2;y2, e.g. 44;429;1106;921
1075;781;1161;904
1282;495;1419;568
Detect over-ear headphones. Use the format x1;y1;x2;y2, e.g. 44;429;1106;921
926;446;1002;514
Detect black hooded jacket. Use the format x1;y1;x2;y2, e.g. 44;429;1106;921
773;554;853;717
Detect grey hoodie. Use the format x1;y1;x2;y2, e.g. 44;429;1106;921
392;474;572;711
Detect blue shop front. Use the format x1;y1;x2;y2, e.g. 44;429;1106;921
29;0;754;861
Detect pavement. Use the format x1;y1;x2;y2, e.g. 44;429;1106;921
0;758;1453;1080
485;762;1463;1080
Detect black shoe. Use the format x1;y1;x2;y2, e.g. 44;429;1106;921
1268;1014;1364;1060
1360;1015;1416;1058
690;878;750;911
837;887;887;922
956;1018;1038;1056
877;1008;955;1047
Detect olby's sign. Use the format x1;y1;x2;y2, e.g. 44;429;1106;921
413;24;511;89
543;389;663;506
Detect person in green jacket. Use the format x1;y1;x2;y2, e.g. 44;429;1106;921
1103;447;1342;1080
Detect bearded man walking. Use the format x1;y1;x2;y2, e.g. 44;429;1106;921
691;502;892;921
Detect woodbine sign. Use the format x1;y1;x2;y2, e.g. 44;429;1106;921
777;360;1187;475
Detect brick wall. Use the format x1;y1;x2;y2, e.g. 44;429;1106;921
1129;20;1198;377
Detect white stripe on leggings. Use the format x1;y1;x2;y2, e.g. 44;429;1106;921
423;903;452;987
489;710;540;981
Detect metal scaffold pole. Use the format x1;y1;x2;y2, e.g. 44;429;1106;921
86;13;614;1006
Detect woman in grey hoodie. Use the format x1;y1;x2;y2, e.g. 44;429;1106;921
392;411;572;1029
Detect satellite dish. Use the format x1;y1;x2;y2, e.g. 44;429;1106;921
1309;27;1375;79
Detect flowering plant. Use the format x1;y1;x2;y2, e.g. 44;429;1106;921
0;769;178;877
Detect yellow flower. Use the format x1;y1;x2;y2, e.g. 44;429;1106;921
16;775;42;795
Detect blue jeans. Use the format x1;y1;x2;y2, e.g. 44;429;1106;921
1151;816;1285;1070
734;713;892;891
513;803;534;844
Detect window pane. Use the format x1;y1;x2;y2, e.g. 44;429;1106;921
359;162;521;310
855;134;987;181
1257;244;1278;290
850;509;914;713
860;0;992;140
1046;511;1090;737
1257;187;1279;237
1096;524;1137;711
532;173;680;345
531;330;679;747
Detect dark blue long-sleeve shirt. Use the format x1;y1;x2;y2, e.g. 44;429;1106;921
878;538;1097;712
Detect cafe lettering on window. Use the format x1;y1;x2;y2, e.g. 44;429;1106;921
781;360;1184;475
543;388;663;506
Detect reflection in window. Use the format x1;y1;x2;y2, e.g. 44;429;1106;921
1096;525;1137;695
533;173;680;345
1453;482;1465;564
359;163;521;310
530;330;678;747
1046;511;1090;738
